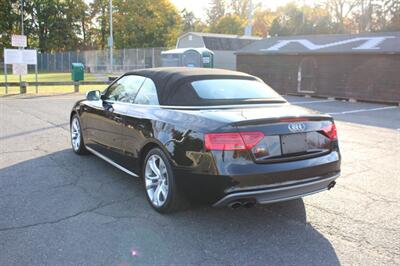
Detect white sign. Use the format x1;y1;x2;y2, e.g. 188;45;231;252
22;50;37;64
12;64;28;75
261;36;396;51
4;49;21;64
11;35;27;47
4;49;37;65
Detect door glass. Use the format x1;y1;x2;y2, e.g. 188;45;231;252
133;78;159;105
104;75;146;102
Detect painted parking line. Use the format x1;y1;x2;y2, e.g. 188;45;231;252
290;99;336;104
328;106;398;115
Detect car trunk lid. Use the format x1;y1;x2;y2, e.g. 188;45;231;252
200;104;338;163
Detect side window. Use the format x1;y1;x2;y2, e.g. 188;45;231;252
104;75;145;102
133;78;159;105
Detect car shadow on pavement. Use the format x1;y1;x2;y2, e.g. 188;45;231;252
0;149;340;265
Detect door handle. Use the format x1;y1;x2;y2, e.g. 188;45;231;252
106;106;114;112
114;116;123;123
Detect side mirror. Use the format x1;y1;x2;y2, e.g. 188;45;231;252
86;90;100;101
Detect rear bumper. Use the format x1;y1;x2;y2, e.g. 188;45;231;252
212;173;339;207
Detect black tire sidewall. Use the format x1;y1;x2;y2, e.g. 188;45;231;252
143;148;177;213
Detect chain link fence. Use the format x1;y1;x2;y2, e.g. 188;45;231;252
1;47;169;74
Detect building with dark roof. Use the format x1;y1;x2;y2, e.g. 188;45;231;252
236;32;400;103
176;32;261;70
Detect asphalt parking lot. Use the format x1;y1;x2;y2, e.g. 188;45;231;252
0;94;399;265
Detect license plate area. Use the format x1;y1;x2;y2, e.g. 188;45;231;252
281;133;308;154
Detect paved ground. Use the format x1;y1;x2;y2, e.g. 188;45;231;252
0;94;399;265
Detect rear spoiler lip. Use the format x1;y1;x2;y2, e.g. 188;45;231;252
230;115;333;127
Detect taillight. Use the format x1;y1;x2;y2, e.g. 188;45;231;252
322;123;337;141
204;132;264;151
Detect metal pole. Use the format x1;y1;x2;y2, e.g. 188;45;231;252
4;62;8;94
95;50;98;73
143;49;146;68
136;48;138;69
21;0;24;35
19;0;24;93
109;0;113;73
35;63;38;93
152;48;155;68
244;0;253;36
123;48;125;71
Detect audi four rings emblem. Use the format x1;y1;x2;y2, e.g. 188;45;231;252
288;122;306;132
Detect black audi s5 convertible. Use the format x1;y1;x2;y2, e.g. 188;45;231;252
70;68;340;213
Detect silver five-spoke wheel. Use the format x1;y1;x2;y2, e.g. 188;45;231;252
145;154;169;207
71;117;81;152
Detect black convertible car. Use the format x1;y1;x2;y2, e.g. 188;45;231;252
70;68;340;213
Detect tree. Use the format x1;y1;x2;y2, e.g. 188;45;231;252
113;0;181;48
209;14;246;35
0;0;19;54
268;3;336;36
323;0;360;33
90;0;109;49
252;8;277;37
181;9;196;33
230;0;250;18
22;0;88;52
206;0;226;25
385;0;400;30
363;0;400;32
180;8;207;33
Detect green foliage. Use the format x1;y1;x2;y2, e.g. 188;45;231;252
90;0;109;49
181;9;207;33
112;0;181;48
1;0;399;54
269;3;335;36
206;0;226;25
209;14;246;35
0;0;19;55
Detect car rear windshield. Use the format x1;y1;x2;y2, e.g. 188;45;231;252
186;79;285;106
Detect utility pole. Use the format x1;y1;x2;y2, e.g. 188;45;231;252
21;0;24;35
109;0;113;73
244;0;253;36
19;0;24;89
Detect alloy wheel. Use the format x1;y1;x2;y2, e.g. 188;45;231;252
71;117;81;151
145;154;169;207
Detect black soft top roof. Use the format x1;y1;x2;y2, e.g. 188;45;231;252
125;67;259;105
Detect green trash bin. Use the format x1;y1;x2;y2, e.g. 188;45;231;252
71;63;84;81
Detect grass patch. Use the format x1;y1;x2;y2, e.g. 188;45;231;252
0;72;110;95
0;84;108;95
0;72;103;82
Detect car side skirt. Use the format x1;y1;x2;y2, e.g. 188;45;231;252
85;146;139;177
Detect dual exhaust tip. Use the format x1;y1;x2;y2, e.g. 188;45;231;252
228;199;256;209
227;181;337;209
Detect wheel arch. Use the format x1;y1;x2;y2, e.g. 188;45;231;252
138;140;175;176
70;110;77;123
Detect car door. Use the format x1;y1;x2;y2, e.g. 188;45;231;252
120;78;160;172
84;74;146;163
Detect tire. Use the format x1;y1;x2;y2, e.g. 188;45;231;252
143;148;189;213
70;114;89;155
